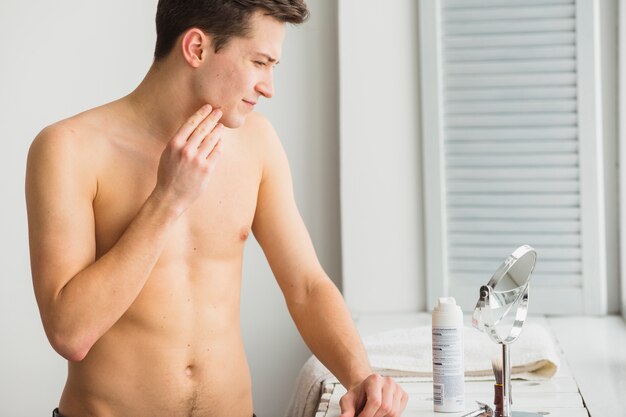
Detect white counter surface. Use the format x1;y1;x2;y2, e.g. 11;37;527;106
315;314;626;417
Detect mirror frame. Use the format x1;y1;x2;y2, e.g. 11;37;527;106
472;245;537;345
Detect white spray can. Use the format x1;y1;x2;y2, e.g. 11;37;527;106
432;297;465;412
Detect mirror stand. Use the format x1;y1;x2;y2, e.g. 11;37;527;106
473;246;542;417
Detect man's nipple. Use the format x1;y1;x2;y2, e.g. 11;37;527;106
239;226;251;241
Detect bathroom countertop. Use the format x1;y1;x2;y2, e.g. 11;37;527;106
547;315;626;417
314;313;625;417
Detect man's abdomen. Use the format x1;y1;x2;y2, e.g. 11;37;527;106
59;265;253;417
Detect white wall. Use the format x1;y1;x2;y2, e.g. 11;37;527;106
0;1;339;416
620;0;626;321
339;0;425;314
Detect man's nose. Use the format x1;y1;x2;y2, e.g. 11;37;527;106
256;73;274;99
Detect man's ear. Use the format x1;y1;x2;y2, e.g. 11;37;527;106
181;28;209;68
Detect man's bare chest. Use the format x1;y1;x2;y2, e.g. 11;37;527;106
91;140;262;261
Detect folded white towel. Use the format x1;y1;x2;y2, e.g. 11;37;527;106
365;322;559;379
285;322;559;417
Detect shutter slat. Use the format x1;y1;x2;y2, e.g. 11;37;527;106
447;180;578;193
448;220;580;233
446;59;576;75
445;33;574;49
449;233;580;246
447;167;578;180
445;46;575;62
449;246;581;259
446;113;576;127
446;100;577;114
446;141;578;155
447;73;576;88
446;87;576;101
447;154;578;167
444;5;574;22
444;0;573;10
444;19;575;36
448;207;580;220
448;194;579;207
450;259;581;273
446;127;577;140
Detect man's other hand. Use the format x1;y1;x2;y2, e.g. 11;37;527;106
339;374;408;417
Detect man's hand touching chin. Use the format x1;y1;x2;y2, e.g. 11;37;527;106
339;374;408;417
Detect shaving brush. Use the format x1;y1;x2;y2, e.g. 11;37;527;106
491;356;504;417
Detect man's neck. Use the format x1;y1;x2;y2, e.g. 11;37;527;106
123;61;199;144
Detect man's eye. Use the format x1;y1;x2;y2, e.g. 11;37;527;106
254;61;266;67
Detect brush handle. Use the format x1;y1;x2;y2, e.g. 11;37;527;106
502;344;512;417
493;384;504;417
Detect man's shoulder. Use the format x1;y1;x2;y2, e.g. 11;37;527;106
240;112;277;139
28;107;112;183
237;112;294;186
238;111;283;157
30;106;111;159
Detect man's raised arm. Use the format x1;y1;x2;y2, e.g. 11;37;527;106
26;104;223;361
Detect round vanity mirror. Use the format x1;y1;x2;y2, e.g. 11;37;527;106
472;245;537;344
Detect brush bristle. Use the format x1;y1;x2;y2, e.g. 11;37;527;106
491;356;503;384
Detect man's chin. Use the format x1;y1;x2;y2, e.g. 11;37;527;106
220;113;247;129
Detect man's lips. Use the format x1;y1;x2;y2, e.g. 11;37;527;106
242;99;257;106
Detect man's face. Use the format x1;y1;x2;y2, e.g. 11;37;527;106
194;11;286;128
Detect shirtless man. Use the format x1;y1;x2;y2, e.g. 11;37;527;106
25;1;408;416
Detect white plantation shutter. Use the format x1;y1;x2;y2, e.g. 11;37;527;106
621;0;626;321
420;0;612;314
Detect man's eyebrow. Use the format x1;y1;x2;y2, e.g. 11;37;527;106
257;53;280;65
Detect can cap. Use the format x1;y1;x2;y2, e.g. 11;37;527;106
435;297;459;312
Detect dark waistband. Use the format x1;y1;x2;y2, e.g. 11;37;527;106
54;408;257;417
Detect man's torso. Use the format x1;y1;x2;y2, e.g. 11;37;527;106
57;102;266;417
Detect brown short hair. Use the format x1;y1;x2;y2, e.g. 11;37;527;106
154;0;309;61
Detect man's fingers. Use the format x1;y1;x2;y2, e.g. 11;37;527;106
199;124;224;159
390;386;405;417
340;375;406;417
172;104;213;146
185;108;222;150
339;391;356;417
204;138;223;163
372;380;393;417
357;375;384;417
401;389;408;409
374;381;396;417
